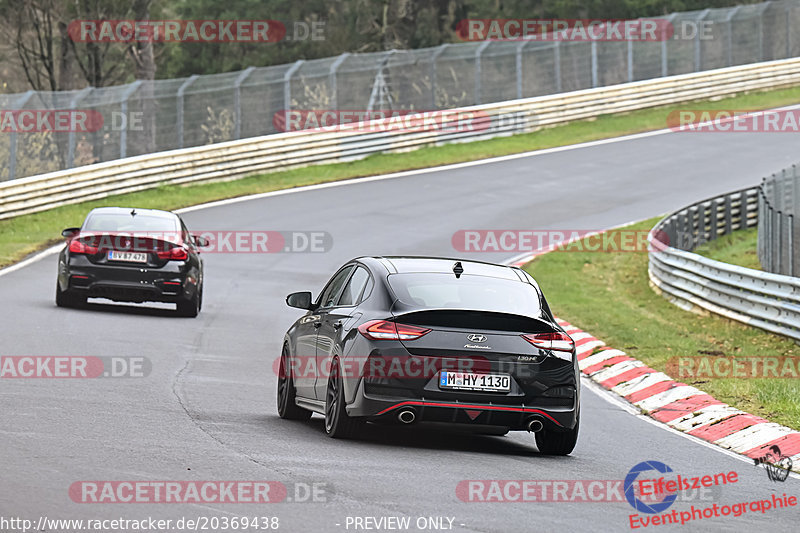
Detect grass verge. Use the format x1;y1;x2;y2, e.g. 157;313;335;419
525;218;800;430
694;227;761;270
3;84;800;269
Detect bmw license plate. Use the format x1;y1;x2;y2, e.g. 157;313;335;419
439;371;511;392
108;250;147;263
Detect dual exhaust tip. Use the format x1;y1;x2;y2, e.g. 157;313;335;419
527;418;544;433
396;408;544;432
397;409;416;424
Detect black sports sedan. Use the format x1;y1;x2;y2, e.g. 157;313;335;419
278;256;580;455
56;207;208;317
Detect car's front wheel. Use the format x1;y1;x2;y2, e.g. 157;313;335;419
55;281;85;308
277;347;311;421
535;412;579;455
324;358;363;439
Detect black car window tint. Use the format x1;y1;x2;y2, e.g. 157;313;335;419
337;267;370;306
318;266;354;308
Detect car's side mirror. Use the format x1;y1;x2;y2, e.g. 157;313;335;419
286;291;314;310
193;235;210;247
61;227;80;238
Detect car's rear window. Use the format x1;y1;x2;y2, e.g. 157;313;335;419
387;273;541;316
83;213;179;233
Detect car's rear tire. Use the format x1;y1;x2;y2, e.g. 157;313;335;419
176;287;200;317
277;347;311;421
324;358;363;439
55;282;85;308
535;413;579;455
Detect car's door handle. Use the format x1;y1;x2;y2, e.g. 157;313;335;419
333;321;342;330
313;321;322;328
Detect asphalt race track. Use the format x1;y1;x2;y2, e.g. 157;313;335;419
3;130;800;532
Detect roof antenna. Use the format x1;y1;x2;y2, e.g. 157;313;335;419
453;261;463;279
130;209;137;217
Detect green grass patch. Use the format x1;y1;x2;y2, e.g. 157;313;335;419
4;84;800;268
525;218;800;429
694;227;761;270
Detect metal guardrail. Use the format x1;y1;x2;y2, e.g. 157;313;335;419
649;186;800;341
758;164;800;276
4;56;800;222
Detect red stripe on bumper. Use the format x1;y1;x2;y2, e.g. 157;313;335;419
375;401;563;426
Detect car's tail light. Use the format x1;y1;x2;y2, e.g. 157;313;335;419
522;331;575;352
68;239;98;255
358;320;431;341
157;247;188;261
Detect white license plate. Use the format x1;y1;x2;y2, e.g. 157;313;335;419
439;371;511;392
107;250;147;263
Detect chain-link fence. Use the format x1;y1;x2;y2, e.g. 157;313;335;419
759;163;800;276
2;0;800;182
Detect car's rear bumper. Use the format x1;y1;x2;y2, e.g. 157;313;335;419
60;255;193;303
346;379;579;431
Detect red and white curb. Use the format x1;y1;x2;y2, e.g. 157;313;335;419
556;317;800;473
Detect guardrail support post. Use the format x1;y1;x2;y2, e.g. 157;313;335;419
66;87;94;169
176;75;198;149
119;81;143;159
283;60;305;116
7;90;35;181
233;67;255;140
474;41;491;105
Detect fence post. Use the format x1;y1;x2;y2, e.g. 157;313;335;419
694;9;711;72
176;75;198;149
283;60;305;116
725;7;741;66
119;80;143;159
554;42;562;92
7;90;35;181
788;2;793;58
758;2;772;62
662;13;677;77
430;44;449;108
233;67;255;141
627;39;633;82
66;87;93;169
591;41;598;88
329;53;350;112
474;41;491;105
516;41;528;99
790;213;795;276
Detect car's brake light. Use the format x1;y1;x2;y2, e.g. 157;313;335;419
157;247;188;261
358;320;431;341
522;331;575;352
68;239;98;255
